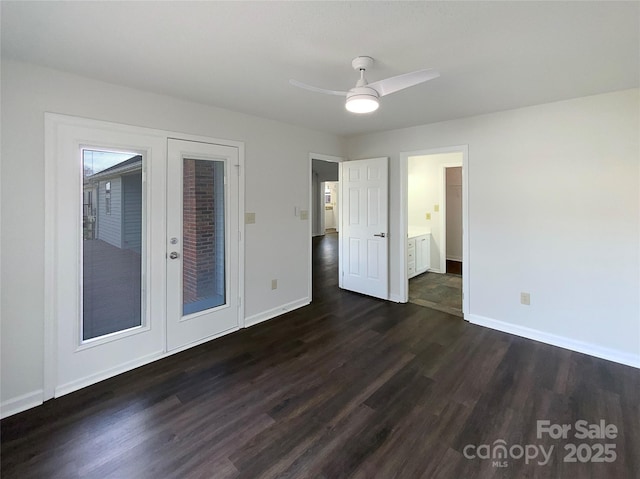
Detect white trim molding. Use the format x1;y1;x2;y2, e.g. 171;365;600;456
1;390;44;419
389;293;404;303
245;298;311;328
54;352;164;398
469;314;640;369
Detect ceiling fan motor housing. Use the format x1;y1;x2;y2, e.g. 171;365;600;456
346;86;380;101
352;56;374;71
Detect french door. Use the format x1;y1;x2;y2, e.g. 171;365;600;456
166;139;240;351
46;115;242;398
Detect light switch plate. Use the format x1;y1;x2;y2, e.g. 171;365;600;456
434;204;440;212
520;292;531;305
426;213;431;220
300;210;308;220
245;212;256;224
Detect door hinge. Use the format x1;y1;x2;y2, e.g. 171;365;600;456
235;164;241;175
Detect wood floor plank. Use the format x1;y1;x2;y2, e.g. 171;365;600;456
2;233;638;479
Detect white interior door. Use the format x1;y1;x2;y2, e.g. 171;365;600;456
340;157;389;299
166;139;240;351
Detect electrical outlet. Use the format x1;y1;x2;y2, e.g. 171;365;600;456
426;213;431;220
271;279;278;290
520;292;531;305
245;212;256;224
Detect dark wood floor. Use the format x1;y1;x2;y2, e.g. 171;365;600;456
446;259;462;276
2;233;639;478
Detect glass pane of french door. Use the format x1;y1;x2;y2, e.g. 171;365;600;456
182;158;226;315
82;149;143;340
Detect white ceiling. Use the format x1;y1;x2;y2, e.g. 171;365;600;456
2;1;638;137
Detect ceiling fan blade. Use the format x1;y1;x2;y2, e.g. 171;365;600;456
368;69;440;97
289;79;348;97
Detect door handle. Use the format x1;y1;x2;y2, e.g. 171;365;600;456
169;251;179;259
373;233;386;238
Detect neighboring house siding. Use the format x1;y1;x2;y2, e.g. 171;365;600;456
122;173;142;254
97;178;122;248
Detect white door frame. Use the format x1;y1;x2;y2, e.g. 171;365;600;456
44;114;245;400
308;153;343;298
399;145;469;317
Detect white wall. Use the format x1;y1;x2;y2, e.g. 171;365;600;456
347;89;640;365
0;59;345;410
408;152;462;271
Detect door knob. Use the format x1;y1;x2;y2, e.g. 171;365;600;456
374;233;386;238
169;251;179;259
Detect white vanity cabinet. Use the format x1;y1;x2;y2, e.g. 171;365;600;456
408;233;430;278
407;238;416;277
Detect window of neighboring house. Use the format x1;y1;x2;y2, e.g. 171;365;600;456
105;181;111;215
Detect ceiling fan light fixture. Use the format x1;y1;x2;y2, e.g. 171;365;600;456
345;88;379;114
290;56;439;115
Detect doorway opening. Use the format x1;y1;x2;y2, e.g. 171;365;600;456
311;157;340;237
400;146;469;318
323;181;339;234
309;154;342;300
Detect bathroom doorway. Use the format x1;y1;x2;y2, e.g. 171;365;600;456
400;146;469;318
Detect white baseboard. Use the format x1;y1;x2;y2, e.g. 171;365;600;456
55;351;165;398
389;293;405;303
446;256;462;262
1;390;43;419
166;327;240;356
245;297;310;328
468;314;640;369
3;300;312;418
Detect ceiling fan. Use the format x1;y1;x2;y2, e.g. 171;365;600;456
290;56;440;114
